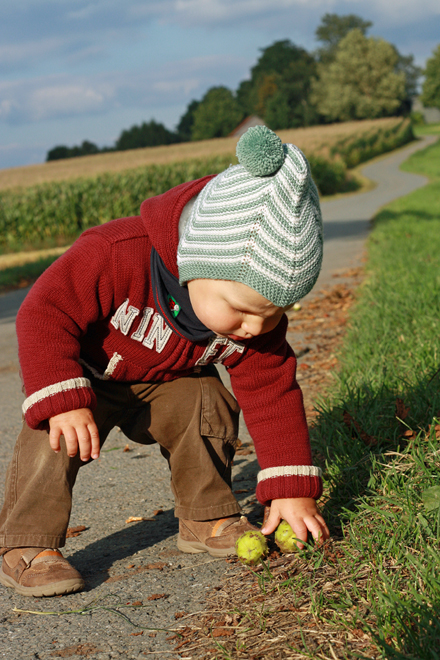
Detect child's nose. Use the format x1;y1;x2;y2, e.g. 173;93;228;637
241;316;265;336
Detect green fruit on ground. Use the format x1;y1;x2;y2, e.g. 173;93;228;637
275;520;299;553
235;530;268;566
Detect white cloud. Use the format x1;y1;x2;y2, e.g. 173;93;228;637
0;37;67;69
0;77;115;123
30;84;113;121
164;0;440;27
0;53;247;125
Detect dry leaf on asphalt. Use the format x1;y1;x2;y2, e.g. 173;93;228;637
65;525;87;538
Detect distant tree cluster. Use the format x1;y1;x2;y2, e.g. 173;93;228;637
46;13;425;162
47;140;100;161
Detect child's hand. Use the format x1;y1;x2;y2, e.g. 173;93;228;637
49;408;100;462
261;497;329;549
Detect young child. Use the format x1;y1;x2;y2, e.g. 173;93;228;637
0;126;329;597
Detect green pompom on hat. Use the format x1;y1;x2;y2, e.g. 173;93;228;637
236;125;285;177
177;125;323;307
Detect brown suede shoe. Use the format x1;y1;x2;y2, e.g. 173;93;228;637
0;548;84;597
177;515;259;557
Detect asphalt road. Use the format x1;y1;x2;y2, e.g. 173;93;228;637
0;134;436;660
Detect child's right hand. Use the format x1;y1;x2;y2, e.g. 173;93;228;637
49;408;100;462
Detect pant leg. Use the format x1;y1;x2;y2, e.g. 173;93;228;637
121;367;242;521
0;379;132;549
0;367;242;548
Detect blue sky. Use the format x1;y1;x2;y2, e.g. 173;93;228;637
1;0;439;170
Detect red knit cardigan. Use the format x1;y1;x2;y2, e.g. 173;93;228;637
16;176;322;504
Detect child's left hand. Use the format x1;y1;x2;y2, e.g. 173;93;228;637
261;497;329;549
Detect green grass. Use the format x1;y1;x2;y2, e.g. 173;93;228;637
183;136;440;660
0;255;61;292
309;135;440;657
413;122;440;136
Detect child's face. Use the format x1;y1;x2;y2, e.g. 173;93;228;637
187;279;292;341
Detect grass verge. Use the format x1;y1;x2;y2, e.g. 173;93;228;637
177;138;440;657
0;255;61;293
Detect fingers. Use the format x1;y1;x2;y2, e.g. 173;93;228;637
49;426;62;454
304;514;330;545
65;424;100;461
260;497;330;551
89;423;100;460
48;409;100;461
261;508;281;535
288;519;308;548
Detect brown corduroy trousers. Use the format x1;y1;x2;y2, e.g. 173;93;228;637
0;366;241;549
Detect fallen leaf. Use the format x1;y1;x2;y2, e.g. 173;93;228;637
174;611;188;619
343;411;377;447
123;444;131;452
212;628;234;637
105;562;168;582
125;516;155;523
395;398;410;420
130;631;143;636
65;525;87;538
131;601;143;607
50;644;100;658
147;593;169;601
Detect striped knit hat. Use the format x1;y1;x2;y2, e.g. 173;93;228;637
177;126;323;307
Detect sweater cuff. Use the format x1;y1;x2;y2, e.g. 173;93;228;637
22;378;97;431
256;465;323;505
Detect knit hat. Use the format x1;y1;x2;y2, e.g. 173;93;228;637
177;125;323;307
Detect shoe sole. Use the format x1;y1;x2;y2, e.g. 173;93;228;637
177;535;235;558
0;567;84;598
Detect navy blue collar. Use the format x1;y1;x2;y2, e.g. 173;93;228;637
150;247;214;342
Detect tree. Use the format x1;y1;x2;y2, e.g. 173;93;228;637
115;120;180;151
421;45;440;110
315;13;372;62
177;100;201;141
236;40;317;128
264;59;319;129
191;87;244;140
311;29;406;122
46;140;100;161
394;50;422;114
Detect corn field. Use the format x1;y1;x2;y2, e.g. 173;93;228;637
0;119;413;252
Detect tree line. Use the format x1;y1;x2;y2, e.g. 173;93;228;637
47;13;438;162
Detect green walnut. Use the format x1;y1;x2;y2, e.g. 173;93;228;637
275;520;300;553
235;530;269;566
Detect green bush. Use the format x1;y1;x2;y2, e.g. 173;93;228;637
410;111;425;126
329;118;413;168
307;155;354;195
